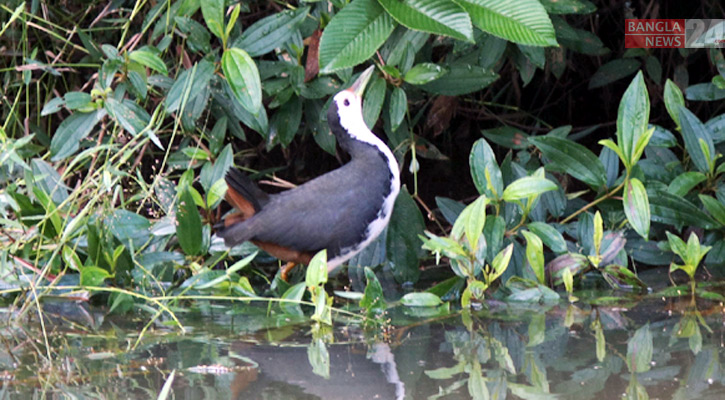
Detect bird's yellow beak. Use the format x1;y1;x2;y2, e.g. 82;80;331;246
347;65;375;97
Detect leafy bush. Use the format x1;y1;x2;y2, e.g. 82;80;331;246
1;0;725;319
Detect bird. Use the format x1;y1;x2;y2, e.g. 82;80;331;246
217;66;401;279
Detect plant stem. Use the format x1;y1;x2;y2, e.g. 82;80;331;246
560;181;626;225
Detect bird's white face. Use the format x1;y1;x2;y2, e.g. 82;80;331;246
332;90;364;125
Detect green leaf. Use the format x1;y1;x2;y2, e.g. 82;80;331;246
319;0;396;73
601;265;648;292
598;139;626;167
648;188;718;229
389;87;407;131
521;231;544;284
387;188;425;284
616;71;650;168
50;109;106;161
362;74;386;128
528;136;606;188
502;176;557;202
588;58;640;89
377;0;473;42
470;138;503;199
686;82;725;101
105;98;150;136
456;0;557;46
664;79;684;129
129;49;168;75
627;323;652;373
270;95;303;146
305;250;328;288
401;292;443;307
419;64;498;95
165;60;215;113
41;97;65;116
489;243;513;282
80;266;111;287
623;178;649;239
403;63;447;85
222;47;262;115
360;267;386;313
699;195;725;226
463;195;488;249
63;91;92;110
667;171;706;196
678;106;715;174
235;7;310;57
527;222;567;254
177;187;203;256
200;0;225;39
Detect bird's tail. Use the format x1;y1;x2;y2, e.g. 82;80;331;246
225;168;269;216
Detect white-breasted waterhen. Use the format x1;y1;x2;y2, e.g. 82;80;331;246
218;66;401;279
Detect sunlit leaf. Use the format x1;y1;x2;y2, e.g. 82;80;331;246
377;0;473;42
623;178;650;239
222;47;262;114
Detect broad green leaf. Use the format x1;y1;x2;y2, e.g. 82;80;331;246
362;74;386;128
528;136;606;188
387;188;424;284
541;0;597;14
401;292;443;307
200;0;225;39
419;64;498;95
307;339;330;378
601;265;648;292
463;195;488;250
616;71;650;168
593;211;603;256
174;17;211;53
489;243;513;282
435;196;465;225
105;98;150;136
270;95;303;146
41;97;65;116
700;195;725;226
623;178;649;239
177;187;203;256
521;230;544;284
648;188;717;229
319;0;396;73
598;138;626;166
588;58;640;89
360;267;386;313
664;79;684;129
377;0;473;42
470;138;503;199
165;60;215;113
129;49;168;75
686;82;725;101
627;323;652;373
403;63;447;85
50;109;106;161
222;47;262;114
502;176;557;201
678;106;715;174
527;222;567;254
80;266;111;287
547;253;588;285
482;126;529;149
456;0;557;46
306;250;328;288
235;7;310;57
389;87;407;131
63;91;92;110
667;171;706;196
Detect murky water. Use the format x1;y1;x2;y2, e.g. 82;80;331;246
2;289;725;400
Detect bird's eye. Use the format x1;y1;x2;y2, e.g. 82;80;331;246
343;99;350;107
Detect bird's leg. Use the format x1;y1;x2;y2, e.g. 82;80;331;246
280;261;297;281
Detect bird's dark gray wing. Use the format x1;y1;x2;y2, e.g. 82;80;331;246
236;158;392;255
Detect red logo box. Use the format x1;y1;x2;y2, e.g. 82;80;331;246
625;19;685;48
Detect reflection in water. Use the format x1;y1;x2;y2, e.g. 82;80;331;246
2;297;725;399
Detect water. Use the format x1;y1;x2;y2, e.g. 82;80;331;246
2;289;725;399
